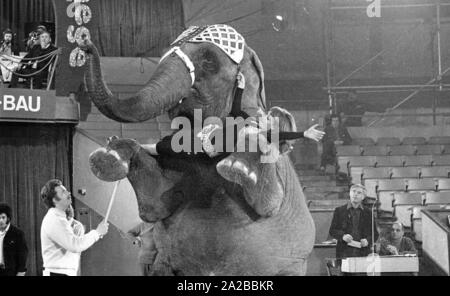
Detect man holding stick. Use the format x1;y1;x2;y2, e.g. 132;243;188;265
40;179;109;276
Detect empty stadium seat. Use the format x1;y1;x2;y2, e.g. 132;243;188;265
337;156;377;175
389;145;417;156
406;178;437;192
419;166;450;178
362;145;390;156
424;192;450;206
391;167;420;179
362;167;391;181
348;156;377;168
432;155;450;166
437;178;450;191
428;136;450;145
336;145;362;156
349;167;364;184
378;191;396;212
365;179;406;197
352;138;375;146
442;145;450;154
411;206;425;242
377;137;401;146
402;137;427;145
403;155;432;166
393;192;423;227
416;145;443;155
375;156;404;167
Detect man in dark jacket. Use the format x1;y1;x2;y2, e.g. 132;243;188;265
329;184;378;258
0;203;28;276
9;30;57;89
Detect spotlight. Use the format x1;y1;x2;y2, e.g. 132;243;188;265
272;15;287;32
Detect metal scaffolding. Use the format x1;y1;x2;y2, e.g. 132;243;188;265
324;0;450;126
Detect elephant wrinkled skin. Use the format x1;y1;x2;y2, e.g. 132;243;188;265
81;29;315;275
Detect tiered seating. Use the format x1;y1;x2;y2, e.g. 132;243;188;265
352;138;375;146
424;192;450;206
335;145;362;156
390;145;416;156
391;167;419;179
393;192;423;227
362;145;389;156
402;137;426;145
336;135;450;242
428;136;450;145
416;145;443;155
419;166;450;178
377;137;401;146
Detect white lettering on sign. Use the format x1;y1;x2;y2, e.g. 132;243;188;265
1;95;41;112
67;0;92;67
367;0;381;18
3;95;15;111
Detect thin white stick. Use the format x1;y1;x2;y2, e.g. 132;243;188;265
105;180;120;222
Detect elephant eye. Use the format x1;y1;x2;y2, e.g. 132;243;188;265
201;60;218;72
199;50;219;73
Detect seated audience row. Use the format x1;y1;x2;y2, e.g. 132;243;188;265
1;26;57;89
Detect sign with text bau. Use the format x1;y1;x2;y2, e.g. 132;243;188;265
0;88;56;120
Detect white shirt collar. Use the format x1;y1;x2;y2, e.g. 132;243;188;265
50;207;67;218
0;223;11;236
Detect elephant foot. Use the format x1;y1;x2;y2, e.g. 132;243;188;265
216;155;257;187
217;153;284;218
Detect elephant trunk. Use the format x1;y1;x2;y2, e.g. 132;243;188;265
84;44;192;122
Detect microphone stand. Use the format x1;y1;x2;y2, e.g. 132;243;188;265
371;198;377;276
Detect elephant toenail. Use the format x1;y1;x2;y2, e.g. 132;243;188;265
220;159;232;167
248;172;257;184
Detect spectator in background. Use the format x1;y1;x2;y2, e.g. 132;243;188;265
25;25;47;51
329;184;378;258
9;30;57;89
375;222;417;256
339;91;365;127
0;28;20;56
0;28;20;83
320;114;352;172
0;203;28;276
127;222;157;276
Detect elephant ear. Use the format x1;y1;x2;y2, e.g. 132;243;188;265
240;46;267;117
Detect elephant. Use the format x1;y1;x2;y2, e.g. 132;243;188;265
81;25;315;275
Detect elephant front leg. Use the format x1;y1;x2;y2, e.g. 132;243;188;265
216;127;284;217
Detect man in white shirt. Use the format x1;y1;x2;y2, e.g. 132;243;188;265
65;205;85;276
40;179;109;276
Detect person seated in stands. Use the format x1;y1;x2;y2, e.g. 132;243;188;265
339;91;365;127
0;28;20;83
375;222;417;256
25;25;47;52
320;114;352;172
9;30;57;89
329;184;378;258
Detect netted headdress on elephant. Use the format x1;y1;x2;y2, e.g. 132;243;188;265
168;24;267;117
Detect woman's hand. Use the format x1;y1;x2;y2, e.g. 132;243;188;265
304;124;325;142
